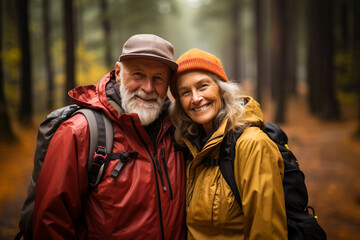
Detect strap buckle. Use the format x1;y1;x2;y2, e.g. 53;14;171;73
93;146;107;163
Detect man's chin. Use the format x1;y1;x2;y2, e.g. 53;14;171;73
126;103;161;125
136;110;160;126
121;93;165;125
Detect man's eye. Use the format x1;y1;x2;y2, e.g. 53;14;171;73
133;72;143;79
154;76;164;82
154;76;167;84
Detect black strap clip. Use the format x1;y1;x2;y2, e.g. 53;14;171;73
202;158;220;166
110;151;138;178
88;146;108;187
93;146;107;163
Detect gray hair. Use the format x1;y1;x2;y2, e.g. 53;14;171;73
170;73;249;145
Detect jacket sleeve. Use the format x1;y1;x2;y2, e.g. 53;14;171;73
234;127;287;240
33;114;90;240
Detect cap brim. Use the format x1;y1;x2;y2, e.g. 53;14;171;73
120;54;178;71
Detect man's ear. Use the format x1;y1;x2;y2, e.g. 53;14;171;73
115;62;121;85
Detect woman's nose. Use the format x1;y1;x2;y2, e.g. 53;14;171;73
191;91;203;104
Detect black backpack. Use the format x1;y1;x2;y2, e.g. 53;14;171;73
203;122;327;240
16;104;137;240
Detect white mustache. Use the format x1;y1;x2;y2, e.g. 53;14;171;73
133;90;158;101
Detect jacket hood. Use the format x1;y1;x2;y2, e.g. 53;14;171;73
68;70;171;124
68;71;121;123
240;96;265;129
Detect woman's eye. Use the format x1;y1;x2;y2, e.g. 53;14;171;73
199;84;208;89
180;90;189;96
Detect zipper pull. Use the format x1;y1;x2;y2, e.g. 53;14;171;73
155;154;167;192
161;148;173;200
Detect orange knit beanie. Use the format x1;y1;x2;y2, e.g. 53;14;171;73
170;48;229;98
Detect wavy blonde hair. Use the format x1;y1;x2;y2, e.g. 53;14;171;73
170;73;249;145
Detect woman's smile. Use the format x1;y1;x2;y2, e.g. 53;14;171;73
192;103;211;112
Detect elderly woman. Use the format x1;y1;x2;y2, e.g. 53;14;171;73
170;48;287;240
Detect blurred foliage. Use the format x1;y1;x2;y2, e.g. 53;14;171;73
2;48;20;82
76;41;109;86
335;50;357;105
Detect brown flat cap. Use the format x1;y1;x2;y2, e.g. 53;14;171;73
119;34;178;70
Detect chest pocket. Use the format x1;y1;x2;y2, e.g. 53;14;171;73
187;165;241;227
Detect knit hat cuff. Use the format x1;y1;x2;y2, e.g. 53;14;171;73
174;58;228;82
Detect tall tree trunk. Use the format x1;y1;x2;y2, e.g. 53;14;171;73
63;0;75;105
307;0;339;119
17;0;32;125
320;0;339;120
353;0;360;136
271;0;286;123
306;0;322;114
0;1;16;142
43;0;54;111
231;0;241;82
285;0;297;95
100;0;112;69
255;0;265;104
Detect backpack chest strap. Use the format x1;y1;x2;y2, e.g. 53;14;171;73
202;158;220;166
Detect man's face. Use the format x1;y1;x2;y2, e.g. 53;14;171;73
115;58;171;125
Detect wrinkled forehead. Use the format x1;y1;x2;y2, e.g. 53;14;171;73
177;71;216;87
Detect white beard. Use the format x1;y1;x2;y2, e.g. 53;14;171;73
119;78;165;126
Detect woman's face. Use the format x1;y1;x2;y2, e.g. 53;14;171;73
177;71;223;134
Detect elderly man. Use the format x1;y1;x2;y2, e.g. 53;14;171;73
32;34;186;240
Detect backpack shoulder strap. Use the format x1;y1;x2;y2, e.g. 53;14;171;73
75;109;113;160
219;130;243;208
220;124;283;208
74;108;113;187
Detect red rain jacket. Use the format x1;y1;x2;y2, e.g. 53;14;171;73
33;71;186;240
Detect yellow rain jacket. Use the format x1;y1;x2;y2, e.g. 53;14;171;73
184;96;287;240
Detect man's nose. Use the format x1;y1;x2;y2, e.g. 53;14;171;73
141;77;155;93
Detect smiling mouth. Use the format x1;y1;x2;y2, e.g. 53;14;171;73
135;96;155;102
193;103;210;112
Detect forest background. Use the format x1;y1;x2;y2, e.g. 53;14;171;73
0;0;359;239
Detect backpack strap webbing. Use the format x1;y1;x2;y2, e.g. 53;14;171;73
74;109;113;187
219;130;243;208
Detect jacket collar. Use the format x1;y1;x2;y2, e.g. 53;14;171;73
184;118;229;160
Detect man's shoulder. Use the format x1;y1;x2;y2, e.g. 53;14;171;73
56;113;90;136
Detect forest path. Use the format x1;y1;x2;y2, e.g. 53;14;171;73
0;94;359;240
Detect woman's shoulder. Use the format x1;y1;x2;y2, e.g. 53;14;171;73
233;126;282;168
235;125;276;150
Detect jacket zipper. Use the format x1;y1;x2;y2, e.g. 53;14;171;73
186;160;194;207
161;148;173;200
131;118;165;240
154;120;172;195
186;133;224;206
